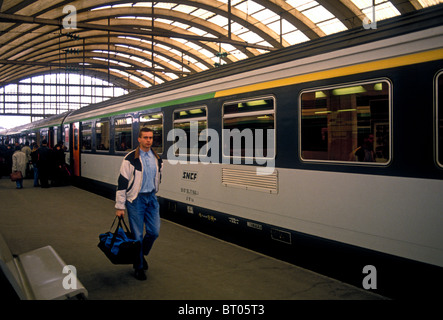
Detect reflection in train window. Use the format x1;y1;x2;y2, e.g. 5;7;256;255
96;120;110;151
115;117;132;152
173;107;207;155
437;72;443;167
300;81;391;164
140;113;163;154
81;122;92;151
223;97;275;159
40;129;48;146
53;126;58;147
62;125;69;151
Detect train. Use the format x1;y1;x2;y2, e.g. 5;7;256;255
2;5;443;299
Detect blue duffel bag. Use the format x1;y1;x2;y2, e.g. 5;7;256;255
98;216;141;264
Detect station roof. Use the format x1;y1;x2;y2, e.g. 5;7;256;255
1;0;442;90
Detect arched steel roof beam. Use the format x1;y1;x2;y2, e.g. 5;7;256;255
0;25;228;85
1;31;208;75
316;0;364;29
0;26;218;73
0;48;178;84
79;5;285;49
0;58;147;89
252;0;325;38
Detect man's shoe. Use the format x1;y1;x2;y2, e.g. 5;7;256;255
134;269;147;281
133;258;149;271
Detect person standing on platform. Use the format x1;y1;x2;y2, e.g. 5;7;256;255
30;143;40;187
37;140;52;188
115;127;163;280
12;146;26;189
21;142;31;178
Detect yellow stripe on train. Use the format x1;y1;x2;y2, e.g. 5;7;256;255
214;48;443;98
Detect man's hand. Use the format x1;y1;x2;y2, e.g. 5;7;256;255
116;209;125;218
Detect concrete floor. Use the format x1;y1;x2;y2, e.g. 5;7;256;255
0;177;385;300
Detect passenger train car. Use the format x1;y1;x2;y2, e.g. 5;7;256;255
2;6;443;298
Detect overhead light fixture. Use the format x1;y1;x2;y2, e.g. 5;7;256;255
338;108;357;113
374;83;383;91
189;108;203;114
315;91;327;98
246;100;268;107
332;86;366;96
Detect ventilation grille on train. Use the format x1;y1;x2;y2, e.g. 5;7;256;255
222;167;278;194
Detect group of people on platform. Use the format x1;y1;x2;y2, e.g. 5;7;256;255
0;140;71;189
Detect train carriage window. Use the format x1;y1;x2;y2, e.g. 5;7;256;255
53;127;58;146
173;107;207;155
62;125;69;151
140;113;163;154
223;97;275;159
115;117;132;152
40;129;48;145
81;122;92;151
96;120;110;151
300;81;391;164
28;132;36;146
437;72;443;167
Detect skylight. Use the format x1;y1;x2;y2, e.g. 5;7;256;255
85;0;442;88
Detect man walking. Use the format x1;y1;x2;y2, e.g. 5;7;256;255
115;127;163;280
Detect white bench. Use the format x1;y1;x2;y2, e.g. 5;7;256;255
0;233;88;300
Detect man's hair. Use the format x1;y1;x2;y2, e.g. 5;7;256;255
139;127;154;138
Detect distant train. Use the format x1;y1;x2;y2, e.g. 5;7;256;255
2;6;443;298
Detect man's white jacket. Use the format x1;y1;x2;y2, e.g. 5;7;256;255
115;147;163;210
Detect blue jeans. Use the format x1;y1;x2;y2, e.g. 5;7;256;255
126;192;160;270
33;167;39;186
16;179;23;189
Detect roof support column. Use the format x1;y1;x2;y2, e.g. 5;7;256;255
228;0;232;39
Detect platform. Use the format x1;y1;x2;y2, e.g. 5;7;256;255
0;177;385;300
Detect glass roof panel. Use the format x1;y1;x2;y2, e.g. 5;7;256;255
237;31;265;44
188;27;208;36
235;1;264;15
171;21;190;29
154;2;175;10
351;0;401;22
287;0;318;12
173;4;197;14
133;2;153;8
226;22;247;33
252;9;279;24
418;0;443;7
207;15;229;27
154;18;174;25
302;5;335;24
195;62;209;70
112;3;133;8
180;41;201;51
281;19;298;34
317;18;348;35
190;8;215;20
283;30;310;45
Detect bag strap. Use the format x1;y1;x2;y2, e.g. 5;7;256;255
109;216;131;246
118;216;131;233
110;216;131;233
109;216;118;230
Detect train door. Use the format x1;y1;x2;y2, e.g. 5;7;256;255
48;127;54;148
72;122;80;176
